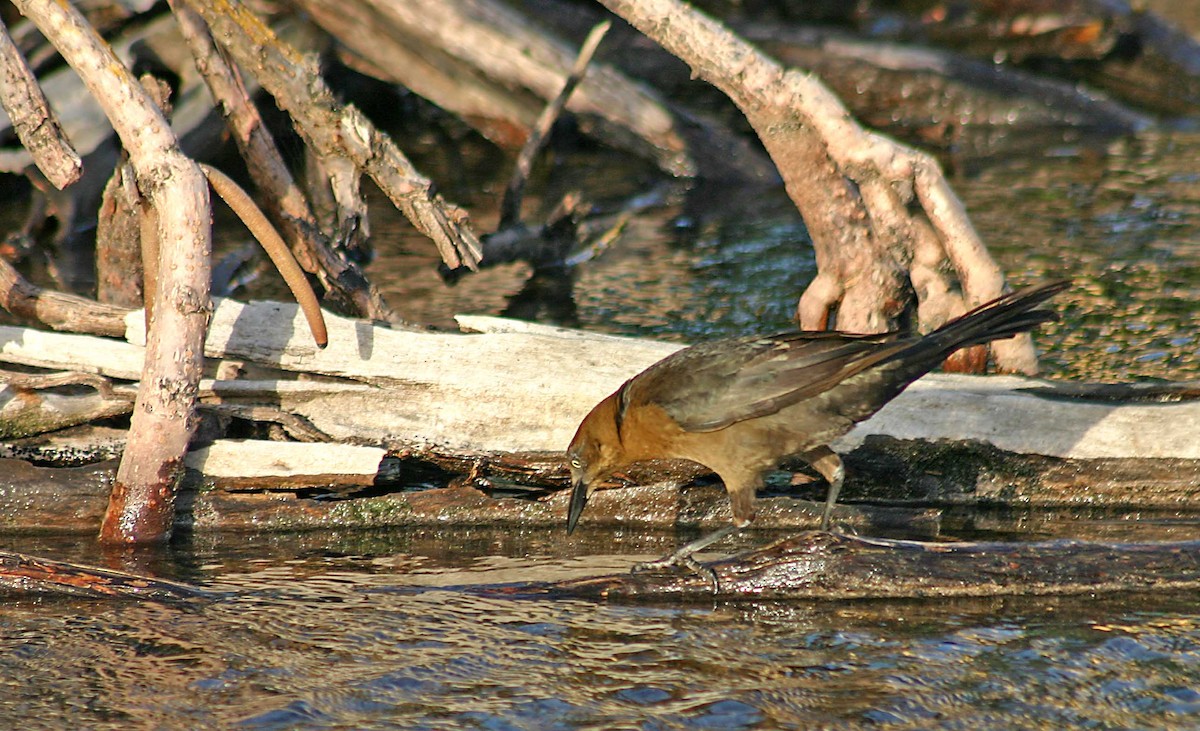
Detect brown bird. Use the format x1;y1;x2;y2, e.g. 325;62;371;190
566;280;1068;577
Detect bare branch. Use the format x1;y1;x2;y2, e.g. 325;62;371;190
12;0;212;544
0;16;81;189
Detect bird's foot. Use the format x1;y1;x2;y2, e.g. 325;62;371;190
818;520;857;536
631;553;721;593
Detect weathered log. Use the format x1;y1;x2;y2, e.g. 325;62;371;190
2;430;1197;536
542;532;1200;601
1;303;1198;459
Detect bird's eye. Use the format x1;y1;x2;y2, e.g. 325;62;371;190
569;457;582;470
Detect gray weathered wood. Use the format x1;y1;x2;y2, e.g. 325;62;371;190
2;300;1197;461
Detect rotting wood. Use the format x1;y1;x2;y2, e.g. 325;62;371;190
0;372;134;439
540;532;1200;602
169;1;398;324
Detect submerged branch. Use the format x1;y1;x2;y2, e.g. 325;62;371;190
546;533;1200;601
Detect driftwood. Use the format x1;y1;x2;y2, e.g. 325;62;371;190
1;299;1198;539
1;302;1196;459
542;532;1200;602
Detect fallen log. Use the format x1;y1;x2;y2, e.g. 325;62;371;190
2;301;1197;459
541;532;1200;602
1;300;1198;537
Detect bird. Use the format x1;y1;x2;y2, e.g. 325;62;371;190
565;280;1068;580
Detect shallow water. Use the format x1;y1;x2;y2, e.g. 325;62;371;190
4;529;1200;730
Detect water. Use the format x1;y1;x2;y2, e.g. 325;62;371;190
4;530;1200;730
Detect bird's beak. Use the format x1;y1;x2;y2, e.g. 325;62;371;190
566;477;588;534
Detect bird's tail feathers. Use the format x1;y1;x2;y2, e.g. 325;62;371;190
887;279;1069;370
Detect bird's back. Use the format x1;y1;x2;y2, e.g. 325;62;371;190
618;280;1068;439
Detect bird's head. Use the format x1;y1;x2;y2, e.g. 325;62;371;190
565;391;626;534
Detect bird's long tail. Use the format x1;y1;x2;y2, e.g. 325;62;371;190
886;279;1070;373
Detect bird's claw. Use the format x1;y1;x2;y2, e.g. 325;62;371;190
632;554;721;593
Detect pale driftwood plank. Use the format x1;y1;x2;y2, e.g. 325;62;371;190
183;439;387;489
0;300;1194;459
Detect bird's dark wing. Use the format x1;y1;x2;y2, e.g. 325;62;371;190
622;330;910;432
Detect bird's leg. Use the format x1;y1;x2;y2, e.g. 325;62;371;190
802;446;845;532
632;524;737;591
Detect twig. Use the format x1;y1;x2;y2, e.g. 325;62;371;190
546;532;1200;601
500;20;611;228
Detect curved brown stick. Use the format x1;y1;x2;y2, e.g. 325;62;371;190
201;164;328;349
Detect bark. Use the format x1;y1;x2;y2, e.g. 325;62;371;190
12;0;213;544
94;159;146;308
596;0;1037;373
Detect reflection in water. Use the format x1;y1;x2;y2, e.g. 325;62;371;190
1;532;1200;729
